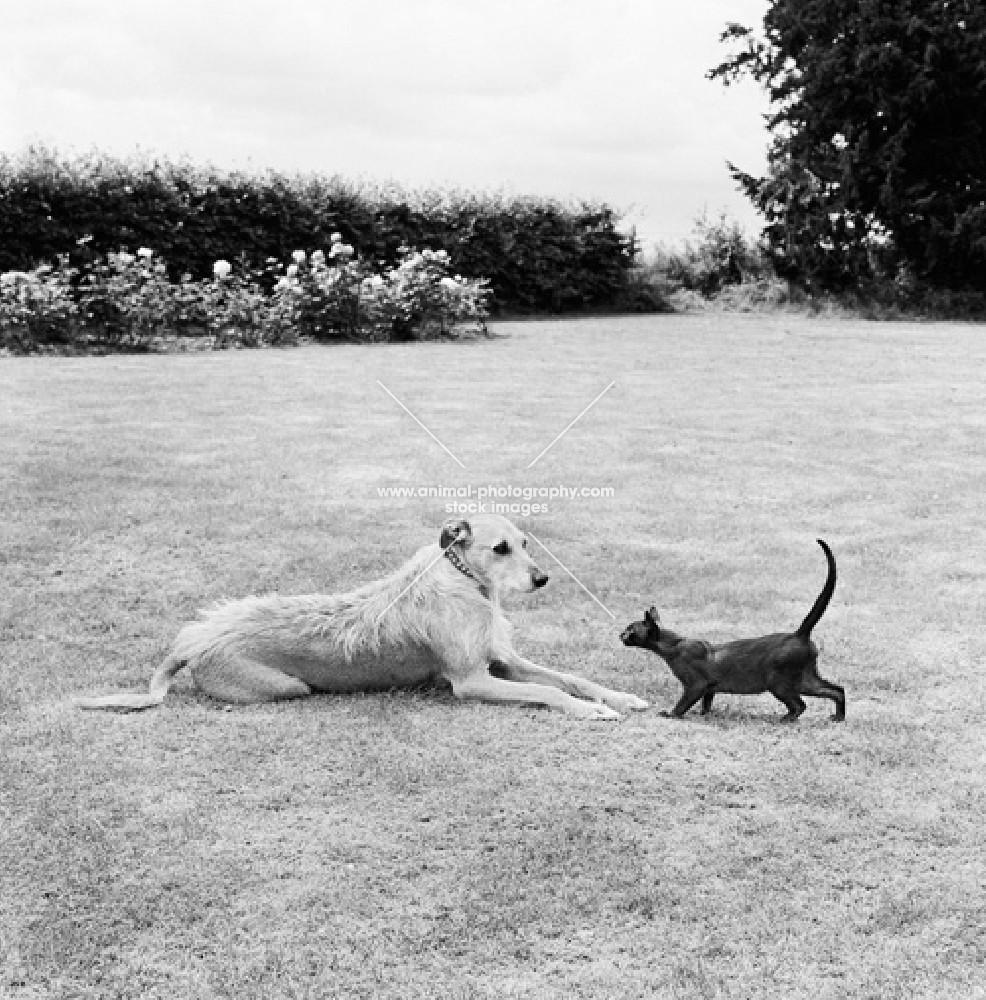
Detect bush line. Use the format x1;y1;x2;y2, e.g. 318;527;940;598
0;240;495;353
0;146;642;317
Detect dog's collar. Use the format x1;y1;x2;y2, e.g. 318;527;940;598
444;546;488;596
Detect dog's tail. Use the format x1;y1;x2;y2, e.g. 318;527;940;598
75;654;186;712
796;539;836;638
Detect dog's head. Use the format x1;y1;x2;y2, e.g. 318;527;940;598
620;606;664;649
440;514;548;594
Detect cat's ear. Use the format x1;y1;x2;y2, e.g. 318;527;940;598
645;606;660;625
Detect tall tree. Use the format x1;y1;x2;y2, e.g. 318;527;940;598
711;1;986;292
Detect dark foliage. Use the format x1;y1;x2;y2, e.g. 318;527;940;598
0;147;639;314
711;1;986;292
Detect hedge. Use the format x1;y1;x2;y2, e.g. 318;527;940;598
0;146;638;315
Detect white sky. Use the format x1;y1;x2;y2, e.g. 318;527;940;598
0;0;770;250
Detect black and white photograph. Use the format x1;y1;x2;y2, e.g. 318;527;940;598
2;1;984;997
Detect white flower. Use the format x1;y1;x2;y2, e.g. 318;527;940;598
370;275;385;287
330;242;355;258
275;277;291;290
311;249;326;265
213;260;232;279
330;232;343;243
286;264;299;279
117;252;136;265
137;247;153;258
292;250;307;264
440;276;458;290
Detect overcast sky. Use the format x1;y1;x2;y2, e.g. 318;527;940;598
0;0;771;249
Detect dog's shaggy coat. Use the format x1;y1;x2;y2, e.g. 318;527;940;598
77;514;648;720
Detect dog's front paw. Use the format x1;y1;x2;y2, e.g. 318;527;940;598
607;692;650;712
570;701;623;722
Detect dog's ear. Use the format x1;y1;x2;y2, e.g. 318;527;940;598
645;606;660;626
440;518;472;549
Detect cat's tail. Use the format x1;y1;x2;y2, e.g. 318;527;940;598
796;540;836;638
75;654;186;712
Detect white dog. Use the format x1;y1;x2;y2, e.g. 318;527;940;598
77;514;648;720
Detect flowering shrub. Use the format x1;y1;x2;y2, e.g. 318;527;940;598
71;250;296;351
76;249;180;345
271;239;367;340
196;265;297;349
0;259;78;350
386;247;490;338
0;240;489;353
270;237;490;342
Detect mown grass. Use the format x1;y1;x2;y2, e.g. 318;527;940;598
2;314;985;999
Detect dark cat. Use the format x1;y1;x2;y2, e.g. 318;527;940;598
621;540;845;722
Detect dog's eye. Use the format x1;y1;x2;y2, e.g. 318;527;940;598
493;541;510;556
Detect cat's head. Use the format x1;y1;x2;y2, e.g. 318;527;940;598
620;606;664;648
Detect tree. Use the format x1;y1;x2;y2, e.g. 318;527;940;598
711;1;986;292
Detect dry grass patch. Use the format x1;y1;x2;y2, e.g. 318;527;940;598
2;314;985;998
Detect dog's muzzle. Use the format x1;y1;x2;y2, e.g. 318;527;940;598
532;571;549;589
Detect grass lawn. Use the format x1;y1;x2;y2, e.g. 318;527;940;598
2;313;985;999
